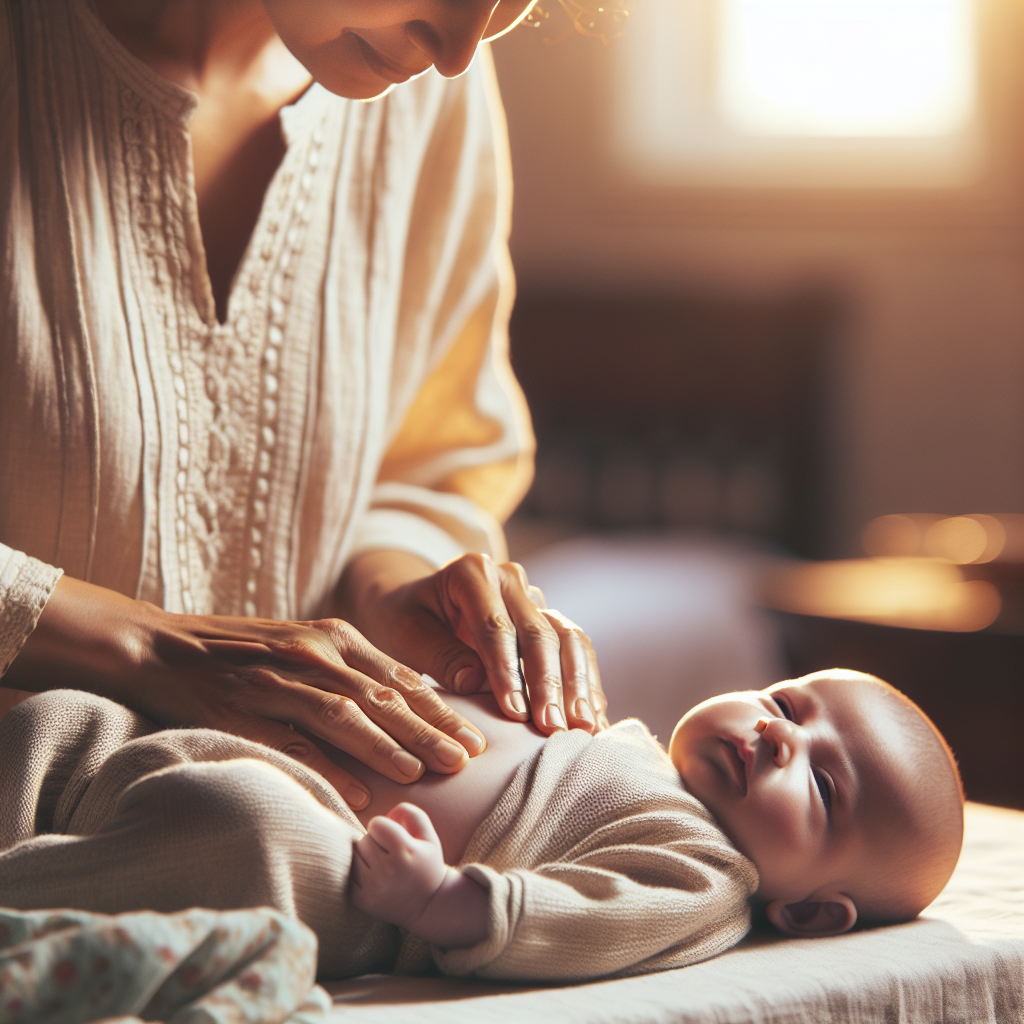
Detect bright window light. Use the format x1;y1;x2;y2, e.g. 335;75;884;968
719;0;976;137
609;0;984;187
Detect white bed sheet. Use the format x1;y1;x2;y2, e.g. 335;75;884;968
325;802;1024;1024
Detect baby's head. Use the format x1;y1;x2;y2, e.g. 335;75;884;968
669;670;963;937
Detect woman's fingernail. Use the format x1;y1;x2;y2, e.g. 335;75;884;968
574;698;595;726
545;704;567;731
345;785;370;810
392;749;424;778
435;739;467;767
509;691;528;716
454;726;486;755
451;666;474;693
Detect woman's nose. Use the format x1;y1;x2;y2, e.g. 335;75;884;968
755;716;801;767
405;2;500;79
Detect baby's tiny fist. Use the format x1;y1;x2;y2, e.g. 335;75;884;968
349;806;449;931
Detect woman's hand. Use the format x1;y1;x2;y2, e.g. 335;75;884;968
4;576;487;810
338;550;609;735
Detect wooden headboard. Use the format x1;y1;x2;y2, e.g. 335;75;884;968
509;289;843;558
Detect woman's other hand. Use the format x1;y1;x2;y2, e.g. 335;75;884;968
338;550;609;736
4;576;487;810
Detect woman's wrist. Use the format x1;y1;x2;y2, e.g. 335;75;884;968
333;550;435;640
3;575;156;701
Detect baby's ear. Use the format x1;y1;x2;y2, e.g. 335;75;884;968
765;892;857;937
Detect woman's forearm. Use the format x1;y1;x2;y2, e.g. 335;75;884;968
2;573;488;805
3;575;153;700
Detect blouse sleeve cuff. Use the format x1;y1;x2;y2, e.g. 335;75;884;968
0;544;63;677
347;509;469;570
348;483;508;569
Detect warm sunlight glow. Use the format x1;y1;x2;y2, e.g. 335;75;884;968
766;558;1001;632
924;515;997;563
611;0;985;187
862;513;1016;564
719;0;976;137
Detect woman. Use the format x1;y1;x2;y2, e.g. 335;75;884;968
0;0;606;810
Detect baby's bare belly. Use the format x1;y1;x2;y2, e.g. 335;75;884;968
323;691;549;863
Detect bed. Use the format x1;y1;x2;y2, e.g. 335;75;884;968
325;801;1023;1023
315;291;1024;1022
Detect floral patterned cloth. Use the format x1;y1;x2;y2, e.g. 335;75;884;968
0;907;329;1024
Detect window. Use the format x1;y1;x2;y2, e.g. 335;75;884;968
611;0;983;187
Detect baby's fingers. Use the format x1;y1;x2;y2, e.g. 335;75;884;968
387;802;439;845
365;813;415;855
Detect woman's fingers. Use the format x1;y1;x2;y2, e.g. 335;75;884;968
241;717;373;811
496;565;568;734
587;641;610;730
434;555;529;722
426;555;604;734
237;667;433;783
321;620;486;757
540;608;597;732
228;618;483;774
390;670;487;757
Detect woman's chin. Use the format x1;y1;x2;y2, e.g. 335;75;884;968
315;71;396;102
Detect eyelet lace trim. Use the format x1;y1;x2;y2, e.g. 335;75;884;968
120;72;328;615
241;130;325;617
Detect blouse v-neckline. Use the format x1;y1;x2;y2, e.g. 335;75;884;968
72;0;325;332
70;0;336;617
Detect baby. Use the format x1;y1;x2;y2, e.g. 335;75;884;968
0;670;963;982
344;669;965;976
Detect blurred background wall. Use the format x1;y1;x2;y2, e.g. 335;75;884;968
487;1;1023;805
491;0;1024;558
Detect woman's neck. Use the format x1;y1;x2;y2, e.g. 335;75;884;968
94;0;314;323
92;0;284;94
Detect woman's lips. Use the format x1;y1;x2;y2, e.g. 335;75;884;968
351;34;424;84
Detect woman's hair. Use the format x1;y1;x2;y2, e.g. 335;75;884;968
525;0;630;45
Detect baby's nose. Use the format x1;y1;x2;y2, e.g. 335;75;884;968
756;716;795;767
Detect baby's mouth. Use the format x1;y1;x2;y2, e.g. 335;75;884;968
720;739;748;796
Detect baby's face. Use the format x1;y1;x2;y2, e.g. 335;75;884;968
669;671;916;907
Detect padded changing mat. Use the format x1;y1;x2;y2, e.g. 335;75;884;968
325;802;1024;1023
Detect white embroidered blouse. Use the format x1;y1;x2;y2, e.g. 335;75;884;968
0;1;534;673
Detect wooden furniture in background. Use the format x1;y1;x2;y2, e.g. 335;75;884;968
509;289;843;557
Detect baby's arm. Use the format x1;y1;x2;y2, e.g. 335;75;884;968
350;803;489;950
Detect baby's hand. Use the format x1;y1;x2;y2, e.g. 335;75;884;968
351;803;447;930
351;803;490;949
